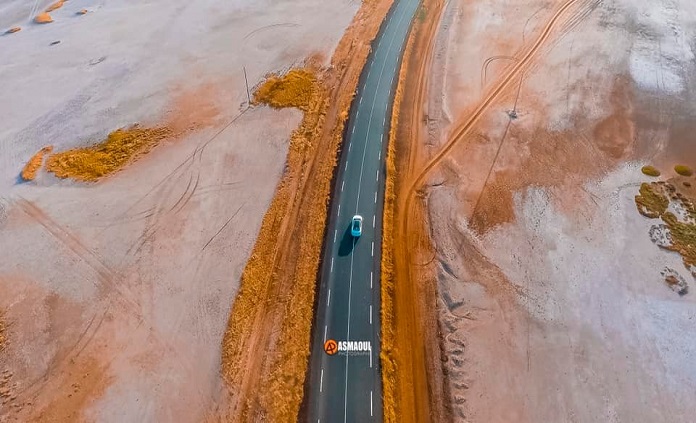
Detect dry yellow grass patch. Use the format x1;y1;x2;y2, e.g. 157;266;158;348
641;165;661;177
253;70;317;112
35;13;53;24
380;32;412;423
21;146;53;181
45;1;65;13
635;182;669;218
674;165;694;177
45;126;172;182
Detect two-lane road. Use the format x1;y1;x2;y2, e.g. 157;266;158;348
306;0;421;421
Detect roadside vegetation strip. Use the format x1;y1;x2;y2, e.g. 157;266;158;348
385;0;450;422
220;2;397;420
392;3;584;418
220;67;329;420
45;126;172;182
21;146;53;181
264;98;336;421
380;9;415;422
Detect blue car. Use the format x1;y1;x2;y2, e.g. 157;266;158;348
351;215;363;237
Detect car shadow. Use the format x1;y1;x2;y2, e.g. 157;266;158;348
338;224;357;257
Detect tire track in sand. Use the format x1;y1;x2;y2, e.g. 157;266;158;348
408;0;584;194
391;0;588;420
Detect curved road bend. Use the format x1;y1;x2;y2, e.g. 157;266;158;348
306;0;421;421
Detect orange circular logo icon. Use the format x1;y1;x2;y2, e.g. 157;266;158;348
324;339;338;355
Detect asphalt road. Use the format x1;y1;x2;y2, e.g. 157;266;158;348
305;0;421;421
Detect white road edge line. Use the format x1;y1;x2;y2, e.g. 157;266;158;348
331;258;334;273
352;126;355;134
338;204;341;217
373;215;376;228
352;0;408;215
343;243;356;423
324;325;327;343
370;305;372;325
371;391;374;416
342;180;345;191
327;289;331;307
334;229;338;242
377;169;380;182
371;241;374;257
343;2;411;419
379;150;381;160
320;368;324;393
371;271;373;289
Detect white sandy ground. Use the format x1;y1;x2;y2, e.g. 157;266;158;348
0;0;358;421
424;0;696;421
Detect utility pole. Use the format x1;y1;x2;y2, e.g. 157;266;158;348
243;66;251;107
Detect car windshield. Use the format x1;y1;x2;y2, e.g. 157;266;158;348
353;220;360;230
